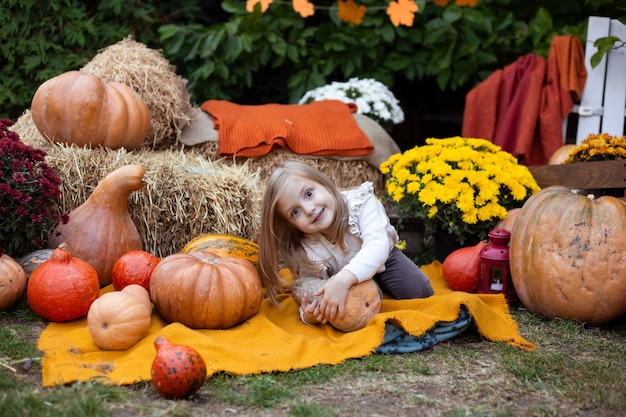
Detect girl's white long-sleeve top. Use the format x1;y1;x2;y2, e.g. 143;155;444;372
300;182;398;282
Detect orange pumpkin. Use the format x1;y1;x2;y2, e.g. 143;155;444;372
120;283;153;312
31;70;151;150
111;250;160;292
87;286;152;351
181;233;259;266
509;186;626;326
48;165;145;287
291;277;382;332
441;241;487;293
0;254;27;311
492;208;521;233
150;250;263;329
548;144;577;165
26;243;100;322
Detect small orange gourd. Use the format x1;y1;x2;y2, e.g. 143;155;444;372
0;254;27;311
442;241;487;293
31;70;151;150
87;285;152;351
48;165;145;287
151;336;207;399
150;250;263;329
291;277;382;332
27;243;100;322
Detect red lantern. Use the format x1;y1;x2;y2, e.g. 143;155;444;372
478;229;517;303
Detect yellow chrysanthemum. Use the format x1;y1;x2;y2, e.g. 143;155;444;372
381;136;540;243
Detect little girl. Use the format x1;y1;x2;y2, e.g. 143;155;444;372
258;160;434;325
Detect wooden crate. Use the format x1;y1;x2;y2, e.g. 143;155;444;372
529;160;626;199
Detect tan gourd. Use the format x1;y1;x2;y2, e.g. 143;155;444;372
48;165;145;287
87;286;152;351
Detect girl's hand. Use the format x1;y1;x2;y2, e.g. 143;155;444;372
300;294;324;325
316;270;357;322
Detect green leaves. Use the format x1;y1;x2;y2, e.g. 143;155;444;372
590;36;623;68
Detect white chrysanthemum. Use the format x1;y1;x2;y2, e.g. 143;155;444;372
298;77;404;130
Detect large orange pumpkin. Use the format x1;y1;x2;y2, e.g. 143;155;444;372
26;243;100;322
150;250;263;329
509;186;626;326
31;70;151;150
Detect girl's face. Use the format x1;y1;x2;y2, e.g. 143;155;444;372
276;175;336;235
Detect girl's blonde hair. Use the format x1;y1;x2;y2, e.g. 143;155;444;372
258;160;349;307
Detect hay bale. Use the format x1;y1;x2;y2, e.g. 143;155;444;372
188;141;385;192
81;36;194;150
12;112;262;258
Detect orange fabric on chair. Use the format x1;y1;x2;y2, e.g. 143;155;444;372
548;34;587;102
462;35;586;166
201;100;374;158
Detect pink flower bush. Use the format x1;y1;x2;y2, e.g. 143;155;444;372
0;118;67;257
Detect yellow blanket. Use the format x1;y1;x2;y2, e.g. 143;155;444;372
38;262;535;387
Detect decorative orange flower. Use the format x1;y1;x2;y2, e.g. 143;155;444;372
386;0;419;27
337;0;366;25
455;0;479;6
293;0;315;17
433;0;449;6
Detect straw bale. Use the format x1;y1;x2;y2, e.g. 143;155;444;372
12;112;262;258
188;141;386;192
80;36;194;150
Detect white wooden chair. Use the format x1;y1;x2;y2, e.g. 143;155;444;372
564;16;626;144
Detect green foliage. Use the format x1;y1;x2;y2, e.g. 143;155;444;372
591;36;626;68
158;0;598;107
0;0;621;122
0;0;204;120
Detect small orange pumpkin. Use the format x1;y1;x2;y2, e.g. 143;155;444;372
87;286;152;351
26;243;100;322
111;250;160;292
150;250;263;329
291;277;382;332
0;254;27;311
548;144;577;165
31;70;151;150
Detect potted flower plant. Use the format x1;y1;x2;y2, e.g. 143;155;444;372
564;133;626;162
298;77;404;132
0;118;67;257
380;137;540;260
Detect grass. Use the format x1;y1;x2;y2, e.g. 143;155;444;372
1;295;625;417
